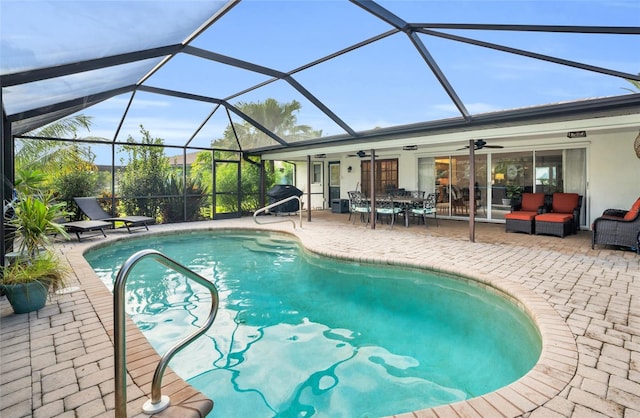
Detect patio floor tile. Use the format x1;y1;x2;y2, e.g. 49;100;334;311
1;212;639;417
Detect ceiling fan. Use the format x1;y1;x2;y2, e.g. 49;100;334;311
347;150;378;158
457;139;504;151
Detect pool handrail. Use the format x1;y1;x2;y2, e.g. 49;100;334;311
253;195;303;229
113;249;219;417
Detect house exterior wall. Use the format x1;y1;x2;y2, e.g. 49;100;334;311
589;129;640;221
294;163;326;210
280;117;640;228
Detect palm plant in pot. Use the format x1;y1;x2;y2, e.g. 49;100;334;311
1;181;71;314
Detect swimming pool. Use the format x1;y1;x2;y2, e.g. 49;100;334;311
85;230;541;417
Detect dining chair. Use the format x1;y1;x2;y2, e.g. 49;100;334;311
409;192;438;228
375;194;402;228
348;191;370;225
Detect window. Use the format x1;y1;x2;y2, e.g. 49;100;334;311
329;164;340;187
534;150;562;193
312;162;322;184
361;159;398;195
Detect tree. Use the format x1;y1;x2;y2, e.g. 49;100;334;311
230;99;321;147
52;169;99;221
190;150;267;215
275;162;294;185
236;157;264;213
17;115;96;174
213;98;322;154
205;99;320;213
117;126;209;222
15;115;100;217
623;73;640;92
118;126;170;218
190;151;214;196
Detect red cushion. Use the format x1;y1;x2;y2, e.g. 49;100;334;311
623;198;640;221
552;193;579;214
505;211;538;221
520;193;545;212
536;213;573;223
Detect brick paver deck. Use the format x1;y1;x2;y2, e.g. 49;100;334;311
1;211;639;417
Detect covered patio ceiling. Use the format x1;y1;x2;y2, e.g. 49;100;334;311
2;0;639;157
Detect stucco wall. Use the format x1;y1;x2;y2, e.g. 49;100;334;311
588;130;640;224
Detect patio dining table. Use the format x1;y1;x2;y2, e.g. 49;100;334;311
365;196;422;227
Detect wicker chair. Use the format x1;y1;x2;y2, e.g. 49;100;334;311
504;192;545;234
592;198;640;253
535;193;582;238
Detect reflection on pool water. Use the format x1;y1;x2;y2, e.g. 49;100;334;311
84;230;541;417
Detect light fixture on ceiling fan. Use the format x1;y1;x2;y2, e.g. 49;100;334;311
457;139;504;151
347;150;378;158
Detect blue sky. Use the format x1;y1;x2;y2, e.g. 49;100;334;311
2;0;639;156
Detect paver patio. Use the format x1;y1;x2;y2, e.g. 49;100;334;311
1;211;638;417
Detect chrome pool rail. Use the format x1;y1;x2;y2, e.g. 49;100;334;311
113;249;219;417
253;195;303;229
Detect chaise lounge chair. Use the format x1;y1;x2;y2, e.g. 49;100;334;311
61;219;111;242
73;197;154;233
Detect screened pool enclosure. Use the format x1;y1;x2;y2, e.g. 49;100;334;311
2;1;639;230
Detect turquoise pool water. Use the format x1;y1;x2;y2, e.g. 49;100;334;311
85;230;541;418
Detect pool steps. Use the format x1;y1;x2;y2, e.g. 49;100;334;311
243;237;298;253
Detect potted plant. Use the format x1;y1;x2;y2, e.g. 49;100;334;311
1;252;69;313
1;192;70;314
505;184;524;206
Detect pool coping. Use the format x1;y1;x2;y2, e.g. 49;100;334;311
62;220;577;418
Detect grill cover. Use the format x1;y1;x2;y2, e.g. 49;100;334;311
266;184;303;213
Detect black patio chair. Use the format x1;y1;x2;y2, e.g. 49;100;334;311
73;197;154;233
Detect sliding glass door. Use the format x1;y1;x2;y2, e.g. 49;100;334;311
491;152;533;220
428;155;487;218
420;147;587;225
